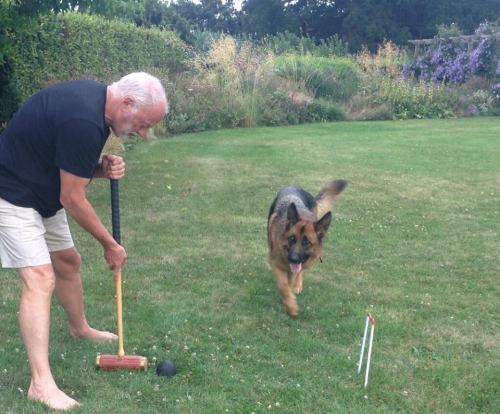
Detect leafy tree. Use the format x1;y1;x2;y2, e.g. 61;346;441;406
237;0;500;51
140;0;238;43
240;0;293;38
194;0;237;32
341;0;412;51
284;0;348;39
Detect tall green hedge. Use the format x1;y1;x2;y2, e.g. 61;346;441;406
2;12;187;123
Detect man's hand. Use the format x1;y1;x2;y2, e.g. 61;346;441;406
104;242;127;271
101;155;125;180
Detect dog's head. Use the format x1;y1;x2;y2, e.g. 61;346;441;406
284;203;332;274
283;179;347;274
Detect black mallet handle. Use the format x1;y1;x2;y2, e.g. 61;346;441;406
110;179;121;244
110;178;125;357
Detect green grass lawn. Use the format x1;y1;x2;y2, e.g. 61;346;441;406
1;117;499;413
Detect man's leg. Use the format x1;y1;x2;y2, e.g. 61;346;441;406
18;265;79;410
50;247;117;342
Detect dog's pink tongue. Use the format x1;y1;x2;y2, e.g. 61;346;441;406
290;263;302;273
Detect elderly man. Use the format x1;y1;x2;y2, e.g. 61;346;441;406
0;72;168;410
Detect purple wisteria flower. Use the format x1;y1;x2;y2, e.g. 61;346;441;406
449;51;469;83
424;42;471;84
469;38;493;75
496;60;500;77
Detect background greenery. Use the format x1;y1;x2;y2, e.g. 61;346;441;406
1;2;499;128
0;117;499;413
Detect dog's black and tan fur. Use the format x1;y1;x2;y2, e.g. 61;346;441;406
267;180;347;317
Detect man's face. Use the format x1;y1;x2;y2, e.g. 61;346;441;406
112;98;166;139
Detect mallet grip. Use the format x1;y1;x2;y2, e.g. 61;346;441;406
110;179;121;244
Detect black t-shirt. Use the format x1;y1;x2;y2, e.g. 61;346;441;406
0;80;110;217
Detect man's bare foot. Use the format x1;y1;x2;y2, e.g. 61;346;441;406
28;380;80;411
70;325;117;342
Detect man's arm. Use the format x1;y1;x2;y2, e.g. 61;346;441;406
59;169;126;270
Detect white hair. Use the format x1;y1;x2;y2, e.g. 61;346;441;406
111;72;168;114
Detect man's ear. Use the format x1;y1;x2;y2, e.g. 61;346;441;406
286;203;300;230
315;212;332;240
122;96;135;112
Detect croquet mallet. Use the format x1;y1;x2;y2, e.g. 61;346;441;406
95;179;148;370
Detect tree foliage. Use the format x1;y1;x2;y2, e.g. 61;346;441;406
3;1;500;52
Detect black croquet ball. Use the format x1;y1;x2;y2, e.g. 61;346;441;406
156;360;176;376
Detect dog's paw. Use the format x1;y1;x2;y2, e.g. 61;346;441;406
285;299;299;318
293;284;303;295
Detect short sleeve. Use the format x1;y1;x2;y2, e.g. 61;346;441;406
55;119;105;178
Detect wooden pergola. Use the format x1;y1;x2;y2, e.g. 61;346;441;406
408;32;500;57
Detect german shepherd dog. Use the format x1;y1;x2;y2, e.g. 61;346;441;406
267;180;347;317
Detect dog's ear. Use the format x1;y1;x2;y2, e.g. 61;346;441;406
286;203;300;230
315;211;332;240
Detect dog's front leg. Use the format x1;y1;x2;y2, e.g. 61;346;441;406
292;271;304;295
272;267;298;317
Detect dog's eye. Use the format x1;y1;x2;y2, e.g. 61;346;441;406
288;235;296;244
302;237;311;247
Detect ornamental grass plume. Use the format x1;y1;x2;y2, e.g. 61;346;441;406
356;41;404;79
191;35;272;97
355;41;405;99
179;34;286;129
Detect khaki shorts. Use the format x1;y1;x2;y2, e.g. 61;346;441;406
0;197;74;268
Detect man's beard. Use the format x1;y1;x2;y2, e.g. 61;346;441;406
112;122;134;139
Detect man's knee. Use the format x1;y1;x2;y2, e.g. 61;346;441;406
18;265;57;295
51;248;81;275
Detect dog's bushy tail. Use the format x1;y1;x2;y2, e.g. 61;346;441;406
314;180;347;219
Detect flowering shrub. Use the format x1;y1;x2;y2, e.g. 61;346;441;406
404;20;499;87
353;42;454;120
470;90;495;113
377;77;453;119
492;83;500;100
491;58;500;106
405;38;497;85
